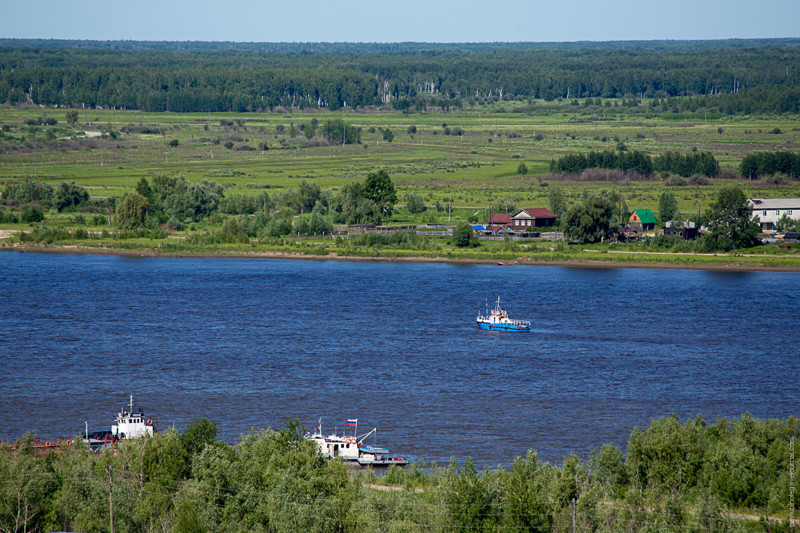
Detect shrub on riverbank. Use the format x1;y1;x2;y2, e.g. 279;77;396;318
0;415;796;532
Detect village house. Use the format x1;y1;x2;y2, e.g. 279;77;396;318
749;198;800;231
628;209;657;232
486;213;512;233
510;208;557;231
664;220;700;240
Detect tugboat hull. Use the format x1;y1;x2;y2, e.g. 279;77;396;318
477;321;530;332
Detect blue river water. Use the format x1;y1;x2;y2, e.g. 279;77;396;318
1;251;798;466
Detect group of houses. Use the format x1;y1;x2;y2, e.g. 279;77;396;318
474;208;558;236
472;198;800;242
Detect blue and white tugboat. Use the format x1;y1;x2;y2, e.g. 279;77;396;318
305;418;409;467
477;297;531;332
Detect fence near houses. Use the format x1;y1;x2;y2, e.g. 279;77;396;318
478;231;564;242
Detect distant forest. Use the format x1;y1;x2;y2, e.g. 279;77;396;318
1;39;800;112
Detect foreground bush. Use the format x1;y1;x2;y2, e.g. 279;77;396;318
0;415;796;532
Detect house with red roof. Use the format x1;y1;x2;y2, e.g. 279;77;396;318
486;213;512;233
510;208;557;230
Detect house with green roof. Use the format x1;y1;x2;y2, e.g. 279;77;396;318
628;209;657;232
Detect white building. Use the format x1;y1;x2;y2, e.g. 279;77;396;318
748;198;800;231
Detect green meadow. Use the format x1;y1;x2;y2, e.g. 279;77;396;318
2;100;800;267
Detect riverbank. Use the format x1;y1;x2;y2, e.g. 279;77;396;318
4;241;800;272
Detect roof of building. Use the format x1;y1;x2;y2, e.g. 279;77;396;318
486;224;507;232
749;198;800;209
487;213;512;224
512;208;557;219
631;208;657;225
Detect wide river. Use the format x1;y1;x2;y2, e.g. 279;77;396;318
1;251;798;466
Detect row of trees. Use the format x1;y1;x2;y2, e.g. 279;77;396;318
0;414;796;532
2;179;90;212
550;149;720;178
2;40;800;110
740;150;800;179
115;170;398;231
562;186;761;251
550;149;655;176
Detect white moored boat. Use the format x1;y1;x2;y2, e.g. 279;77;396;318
305;418;409;467
112;394;156;439
84;394;156;451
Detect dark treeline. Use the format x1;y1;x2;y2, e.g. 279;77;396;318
0;415;796;532
2;39;800;111
740;151;800;179
550;149;720;178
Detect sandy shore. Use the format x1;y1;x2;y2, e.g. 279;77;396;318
3;243;800;272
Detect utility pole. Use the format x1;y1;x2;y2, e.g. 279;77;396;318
571;497;576;533
108;467;114;533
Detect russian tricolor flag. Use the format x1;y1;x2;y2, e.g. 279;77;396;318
346;419;358;427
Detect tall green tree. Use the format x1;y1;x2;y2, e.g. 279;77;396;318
116;192;150;228
362;170;397;219
453;222;478;247
562;196;617;243
444;457;500;532
320;118;361;145
65;109;79;126
180;419;217;458
548;186;568;219
501;450;552;532
658;191;679;222
704;186;760;251
53;182;90;212
135;177;154;203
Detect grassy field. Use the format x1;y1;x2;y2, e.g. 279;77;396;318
2;100;800;267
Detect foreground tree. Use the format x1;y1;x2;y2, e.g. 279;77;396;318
704;186;760;251
116;192;150;228
53;182;90;212
404;193;426;213
362;170;397;219
562;196;617;243
548;186;568;219
320;118;361;145
658;191;679;223
453;222;479;247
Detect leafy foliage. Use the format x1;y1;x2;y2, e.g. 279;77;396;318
4;40;800;111
404;193;426;213
658;191;679;222
0;415;796;532
551;149;654;176
562;195;618;243
320;118;361;145
704;186;761;251
361;170;397;219
115;192;150;229
653;151;720;178
453;222;479;247
740;151;800;179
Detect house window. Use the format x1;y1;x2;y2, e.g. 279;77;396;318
788;210;793;216
776;210;780;216
763;211;767;216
